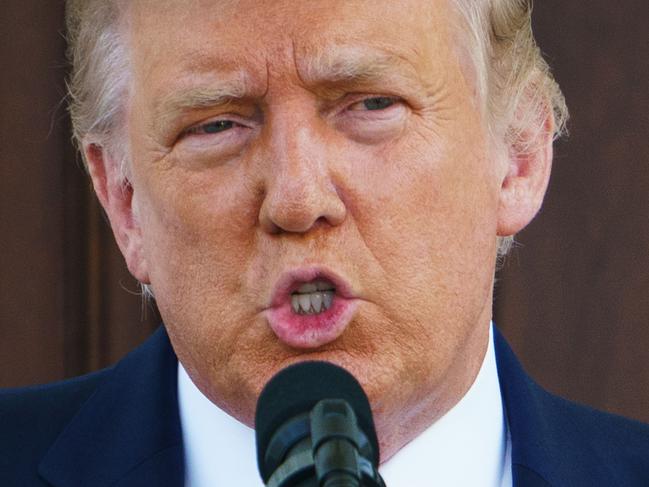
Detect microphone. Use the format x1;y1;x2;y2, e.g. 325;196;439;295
255;361;386;487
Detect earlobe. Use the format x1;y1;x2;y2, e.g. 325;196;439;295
496;102;555;238
83;142;150;284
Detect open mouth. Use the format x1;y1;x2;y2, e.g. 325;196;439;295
290;279;336;315
264;269;359;349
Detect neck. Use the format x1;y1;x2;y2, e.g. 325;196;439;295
375;317;491;463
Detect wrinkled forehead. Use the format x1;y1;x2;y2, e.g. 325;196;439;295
125;0;465;91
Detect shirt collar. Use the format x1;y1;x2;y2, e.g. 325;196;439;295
379;323;512;486
178;323;511;486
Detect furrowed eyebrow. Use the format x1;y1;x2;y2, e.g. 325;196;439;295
154;75;250;128
299;46;419;87
153;47;421;131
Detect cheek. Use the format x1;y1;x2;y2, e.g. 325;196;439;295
133;161;259;307
346;135;499;273
337;128;500;340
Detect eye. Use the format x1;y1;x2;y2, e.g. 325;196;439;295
348;96;398;112
186;119;237;136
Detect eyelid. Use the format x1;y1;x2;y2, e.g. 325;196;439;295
347;95;401;111
186;120;235;135
182;115;246;139
340;95;406;121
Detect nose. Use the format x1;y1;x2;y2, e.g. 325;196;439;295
258;118;347;234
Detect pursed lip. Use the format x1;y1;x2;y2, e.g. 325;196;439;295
267;266;358;309
262;266;360;349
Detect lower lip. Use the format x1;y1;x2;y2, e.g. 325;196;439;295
264;295;359;349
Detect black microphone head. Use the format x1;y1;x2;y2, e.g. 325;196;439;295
255;361;380;482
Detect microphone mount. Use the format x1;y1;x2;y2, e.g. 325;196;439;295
264;399;385;487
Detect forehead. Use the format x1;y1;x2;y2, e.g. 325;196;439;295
127;0;461;91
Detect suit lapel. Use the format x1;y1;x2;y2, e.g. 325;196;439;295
494;327;617;487
38;327;184;487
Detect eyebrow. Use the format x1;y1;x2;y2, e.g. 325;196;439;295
298;45;420;88
153;46;420;128
154;73;251;129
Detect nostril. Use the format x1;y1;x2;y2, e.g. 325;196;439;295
258;177;347;235
259;198;322;234
313;216;330;229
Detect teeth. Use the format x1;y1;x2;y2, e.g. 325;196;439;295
311;293;323;311
291;279;337;315
298;294;311;312
291;290;335;315
323;292;333;310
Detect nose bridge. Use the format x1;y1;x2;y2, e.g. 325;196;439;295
259;106;346;234
274;115;326;185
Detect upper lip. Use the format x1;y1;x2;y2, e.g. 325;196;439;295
267;266;357;309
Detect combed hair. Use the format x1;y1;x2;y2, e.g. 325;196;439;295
65;0;568;259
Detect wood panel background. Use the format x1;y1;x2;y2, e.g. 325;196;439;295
496;1;649;424
1;0;648;424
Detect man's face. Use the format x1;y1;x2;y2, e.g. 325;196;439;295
124;0;505;455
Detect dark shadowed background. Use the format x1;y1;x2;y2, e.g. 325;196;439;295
1;1;648;424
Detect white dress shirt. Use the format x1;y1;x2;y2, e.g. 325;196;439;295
178;324;512;486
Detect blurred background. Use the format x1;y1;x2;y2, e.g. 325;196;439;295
1;1;648;423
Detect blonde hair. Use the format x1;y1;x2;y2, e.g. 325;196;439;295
451;0;568;255
65;0;567;257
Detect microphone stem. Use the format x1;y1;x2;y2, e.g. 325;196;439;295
322;473;360;487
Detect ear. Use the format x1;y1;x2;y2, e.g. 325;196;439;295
83;142;150;284
496;97;555;237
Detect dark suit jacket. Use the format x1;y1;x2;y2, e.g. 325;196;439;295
2;326;649;486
